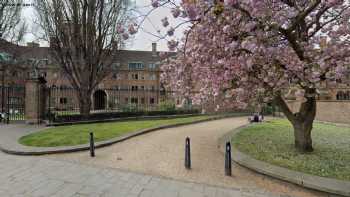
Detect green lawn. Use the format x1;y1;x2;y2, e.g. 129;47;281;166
19;115;214;147
232;119;350;181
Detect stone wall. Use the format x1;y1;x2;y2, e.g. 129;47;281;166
286;100;350;124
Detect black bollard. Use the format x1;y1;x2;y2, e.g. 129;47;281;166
225;142;232;176
90;132;95;157
185;137;191;169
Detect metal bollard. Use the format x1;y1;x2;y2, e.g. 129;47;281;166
185;137;191;169
225;142;232;176
90;132;95;157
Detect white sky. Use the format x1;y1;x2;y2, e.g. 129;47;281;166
21;0;186;51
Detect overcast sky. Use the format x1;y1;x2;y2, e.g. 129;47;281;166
21;0;186;51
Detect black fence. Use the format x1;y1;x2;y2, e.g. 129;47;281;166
46;86;197;123
0;85;25;123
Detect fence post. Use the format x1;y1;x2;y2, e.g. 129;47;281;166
225;142;232;176
90;132;95;157
185;137;191;169
25;78;46;124
6;85;10;124
1;85;4;116
47;87;52;123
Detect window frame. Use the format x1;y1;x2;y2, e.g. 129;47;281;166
128;62;144;70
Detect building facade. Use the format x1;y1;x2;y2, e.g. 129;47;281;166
0;40;177;114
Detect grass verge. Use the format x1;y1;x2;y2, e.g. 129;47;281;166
232;119;350;181
19;115;215;147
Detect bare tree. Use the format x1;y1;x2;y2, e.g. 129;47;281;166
0;0;26;104
34;0;132;116
0;0;26;41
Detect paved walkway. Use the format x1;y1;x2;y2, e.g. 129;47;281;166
44;117;328;197
0;123;46;151
0;150;269;197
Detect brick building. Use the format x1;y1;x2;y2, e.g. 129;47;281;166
0;39;177;113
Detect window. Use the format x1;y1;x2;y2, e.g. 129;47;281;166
42;59;49;65
9;97;22;105
150;86;155;91
131;86;138;91
150;98;155;104
141;98;145;104
131;73;139;80
125;98;129;103
140;86;145;90
12;71;18;77
128;62;144;70
149;63;156;69
112;63;120;70
60;98;68;104
337;91;350;100
131;98;138;104
40;72;47;78
112;73;118;79
149;74;156;80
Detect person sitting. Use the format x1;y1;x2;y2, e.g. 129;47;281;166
249;113;264;123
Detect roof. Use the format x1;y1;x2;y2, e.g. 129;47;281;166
0;39;177;70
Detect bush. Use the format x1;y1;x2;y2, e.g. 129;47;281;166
158;101;176;111
52;109;201;123
121;104;140;112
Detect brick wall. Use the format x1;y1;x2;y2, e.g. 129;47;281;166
286;100;350;124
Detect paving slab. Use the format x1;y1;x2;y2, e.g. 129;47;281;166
0;149;305;197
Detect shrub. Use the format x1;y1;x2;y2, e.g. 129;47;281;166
158;101;176;111
121;104;140;112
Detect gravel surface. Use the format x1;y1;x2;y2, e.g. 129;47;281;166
47;117;327;197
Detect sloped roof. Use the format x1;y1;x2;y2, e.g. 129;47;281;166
0;39;177;67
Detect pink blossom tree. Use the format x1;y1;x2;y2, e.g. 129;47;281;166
150;0;350;152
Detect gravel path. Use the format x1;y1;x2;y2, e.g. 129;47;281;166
47;117;327;197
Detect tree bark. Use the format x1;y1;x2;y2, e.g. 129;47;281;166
292;118;314;152
274;88;316;153
78;90;92;117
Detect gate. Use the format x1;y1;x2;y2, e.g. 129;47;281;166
0;85;25;123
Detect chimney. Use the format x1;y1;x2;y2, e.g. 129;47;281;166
27;42;40;48
152;43;157;56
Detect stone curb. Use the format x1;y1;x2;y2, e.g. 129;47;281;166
0;113;248;156
218;123;350;197
46;113;203;127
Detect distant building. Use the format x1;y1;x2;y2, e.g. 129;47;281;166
0;40;179;112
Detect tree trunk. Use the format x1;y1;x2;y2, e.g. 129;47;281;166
292;117;314;152
274;88;317;153
78;90;92;117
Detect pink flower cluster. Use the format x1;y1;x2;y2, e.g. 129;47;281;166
116;23;138;40
154;0;350;110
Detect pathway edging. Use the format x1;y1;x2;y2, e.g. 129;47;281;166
47;113;204;126
0;113;246;156
218;124;350;197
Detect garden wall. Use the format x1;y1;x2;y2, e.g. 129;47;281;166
286;100;350;124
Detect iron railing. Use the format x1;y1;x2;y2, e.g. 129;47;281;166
0;85;25;123
46;86;187;122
